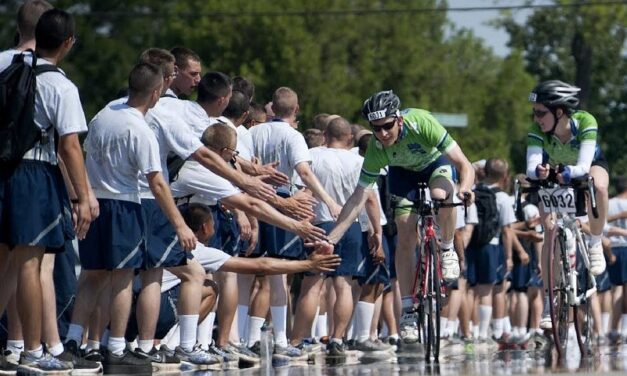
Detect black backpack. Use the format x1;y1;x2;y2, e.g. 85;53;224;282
0;51;60;174
469;184;501;248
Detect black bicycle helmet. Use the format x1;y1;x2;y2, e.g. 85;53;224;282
361;90;400;122
529;80;580;112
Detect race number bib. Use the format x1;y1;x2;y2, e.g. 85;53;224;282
539;188;576;214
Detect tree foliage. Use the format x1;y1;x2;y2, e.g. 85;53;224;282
2;0;623;177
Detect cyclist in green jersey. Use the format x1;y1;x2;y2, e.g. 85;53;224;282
314;90;475;345
526;80;609;327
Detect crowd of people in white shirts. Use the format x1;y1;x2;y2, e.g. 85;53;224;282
2;2;627;375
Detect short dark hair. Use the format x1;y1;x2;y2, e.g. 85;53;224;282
223;91;250;120
200;123;236;151
138;48;175;76
304;128;323;149
35;8;75;51
232;76;254;101
197;72;232;104
484;158;509;182
17;0;53;40
615;176;627;194
170;46;200;69
182;203;213;233
128;62;163;98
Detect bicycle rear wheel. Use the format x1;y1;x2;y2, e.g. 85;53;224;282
548;231;569;358
424;244;434;362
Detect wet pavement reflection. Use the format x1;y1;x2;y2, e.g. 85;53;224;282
186;342;627;375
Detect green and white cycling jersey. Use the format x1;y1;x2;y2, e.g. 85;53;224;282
527;110;600;166
358;108;456;188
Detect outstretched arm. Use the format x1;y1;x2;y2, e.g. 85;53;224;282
327;185;371;244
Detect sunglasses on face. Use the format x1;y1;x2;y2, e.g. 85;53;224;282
532;109;550;119
372;118;397;133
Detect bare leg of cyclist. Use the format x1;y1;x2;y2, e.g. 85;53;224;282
431;177;459;282
588;166;609;275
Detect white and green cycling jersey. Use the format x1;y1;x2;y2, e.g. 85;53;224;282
358;108;456;188
527;110;600;166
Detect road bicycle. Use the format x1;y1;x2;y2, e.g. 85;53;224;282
514;170;598;359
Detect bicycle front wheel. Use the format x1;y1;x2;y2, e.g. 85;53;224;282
430;237;442;363
548;230;569;358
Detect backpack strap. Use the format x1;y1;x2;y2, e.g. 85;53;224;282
34;64;63;76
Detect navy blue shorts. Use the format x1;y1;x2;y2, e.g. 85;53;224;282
306;222;364;277
609;246;627;286
156;286;180;340
79;199;144;270
466;243;504;286
258;221;303;260
358;232;392;287
387;155;458;199
216;206;250;256
141;199;188;269
527;244;543;289
384;232;398;280
0;161;74;251
510;248;534;292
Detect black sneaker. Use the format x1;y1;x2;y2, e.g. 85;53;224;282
326;341;345;357
134;347;180;372
57;341;103;375
102;349;151;375
83;349;103;363
248;342;261;357
0;349;18;376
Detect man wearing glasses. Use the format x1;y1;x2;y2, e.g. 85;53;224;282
316;90;475;347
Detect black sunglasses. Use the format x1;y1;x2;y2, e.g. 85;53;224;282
532;109;549;118
371;118;397;133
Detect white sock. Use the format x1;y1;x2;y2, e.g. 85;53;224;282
447;320;458;338
503;316;511;335
440;240;454;250
6;340;24;354
179;314;199;351
165;325;180;349
108;337;126;355
197;312;215;350
354;301;375;343
85;340;100;352
65;324;84;344
330;337;343;345
601;312;610;336
478;305;492;338
621;314;627;336
270;306;288;347
388;333;399;340
237;305;249;342
589;234;602;247
48;342;64;357
138;340;153;353
492;318;504;339
29;346;44;358
512;327;520;337
100;329;110;348
440;317;449;337
311;306;320;338
347;316;355;340
316;313;328;338
247;316;266;347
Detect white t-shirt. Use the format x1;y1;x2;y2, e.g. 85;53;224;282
161;243;231;292
84;102;161;203
1;50;87;164
608;197;627;247
250;120;311;194
456;200;479;229
170;160;241;206
133;97;204;197
491;187;517;245
302;147;362;224
236;125;254;161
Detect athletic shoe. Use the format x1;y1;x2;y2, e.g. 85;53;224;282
56;340;103;374
461;336;474;354
134;347;180;372
83;349;103;363
3;350;18;367
399;312;419;343
207;345;238;369
326;342;345;357
608;331;622;345
588;242;606;276
0;350;18;376
274;344;307;360
18;352;72;375
382;337;399;352
295;341;322;354
225;344;260;364
441;248;460;282
353;339;393;352
101;349;151;375
174;346;221;370
247;341;261;357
